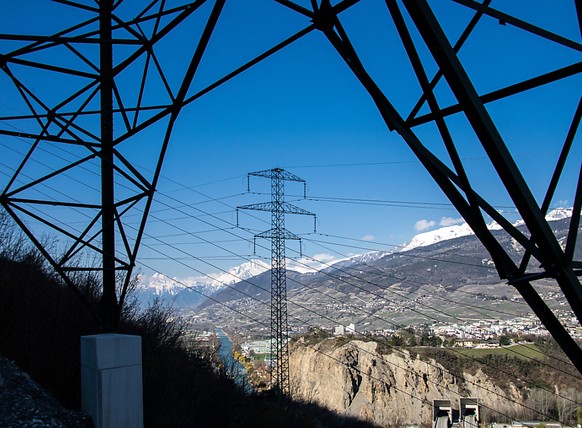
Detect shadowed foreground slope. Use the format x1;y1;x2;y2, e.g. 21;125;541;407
0;220;377;427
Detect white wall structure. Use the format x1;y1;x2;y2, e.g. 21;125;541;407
81;334;143;428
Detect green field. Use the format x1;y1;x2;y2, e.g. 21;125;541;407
453;344;544;360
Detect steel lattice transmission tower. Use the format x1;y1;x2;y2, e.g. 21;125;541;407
1;0;580;373
0;0;227;331
238;168;316;396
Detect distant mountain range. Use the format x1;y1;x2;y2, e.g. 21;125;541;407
137;208;577;330
136;259;270;308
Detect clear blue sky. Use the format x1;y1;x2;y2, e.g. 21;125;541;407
0;1;580;280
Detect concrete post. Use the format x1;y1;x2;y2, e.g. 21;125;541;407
81;334;143;428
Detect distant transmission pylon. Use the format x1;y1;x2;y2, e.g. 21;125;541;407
237;168;316;397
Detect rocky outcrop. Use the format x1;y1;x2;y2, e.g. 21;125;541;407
290;339;524;427
0;355;90;427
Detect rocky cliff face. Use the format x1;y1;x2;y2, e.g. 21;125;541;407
289;338;524;427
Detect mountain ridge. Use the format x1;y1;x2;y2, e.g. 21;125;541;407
137;208;575;315
190;210;579;333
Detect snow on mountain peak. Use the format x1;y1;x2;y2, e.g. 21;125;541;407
137;207;575;301
138;272;187;296
208;259;269;286
400;207;574;252
400;222;474;252
139;259;269;294
546;207;573;221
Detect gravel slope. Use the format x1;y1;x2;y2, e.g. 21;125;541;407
0;355;91;427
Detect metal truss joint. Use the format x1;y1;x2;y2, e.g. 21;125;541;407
312;0;336;32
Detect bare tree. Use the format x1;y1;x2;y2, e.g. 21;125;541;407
556;388;578;426
526;389;557;421
0;210;26;259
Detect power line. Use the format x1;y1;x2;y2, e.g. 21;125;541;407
279;154;580;170
3;156;578;417
5;146;569;374
308;234;494;270
58;167;573;418
132;226;581;423
21;145;572;379
145;194;581;383
296;236;575;367
237;168;316;397
4;135;580;390
151;187;578;370
303;233;533;308
149;173;560;315
7;137;549;316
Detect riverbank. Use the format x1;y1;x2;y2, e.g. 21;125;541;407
215;329;253;393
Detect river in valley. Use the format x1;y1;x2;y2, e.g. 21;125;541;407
215;329;253;394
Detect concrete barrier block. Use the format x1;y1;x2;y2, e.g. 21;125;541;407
81;334;143;428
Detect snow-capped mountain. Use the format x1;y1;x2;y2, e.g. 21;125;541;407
199;208;580;331
325;250;393;271
207;259;269;287
545;207;572;221
136;259;270;308
399;207;574;253
138;272;189;296
136;273;206;307
399;223;475;253
137;207;575;309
